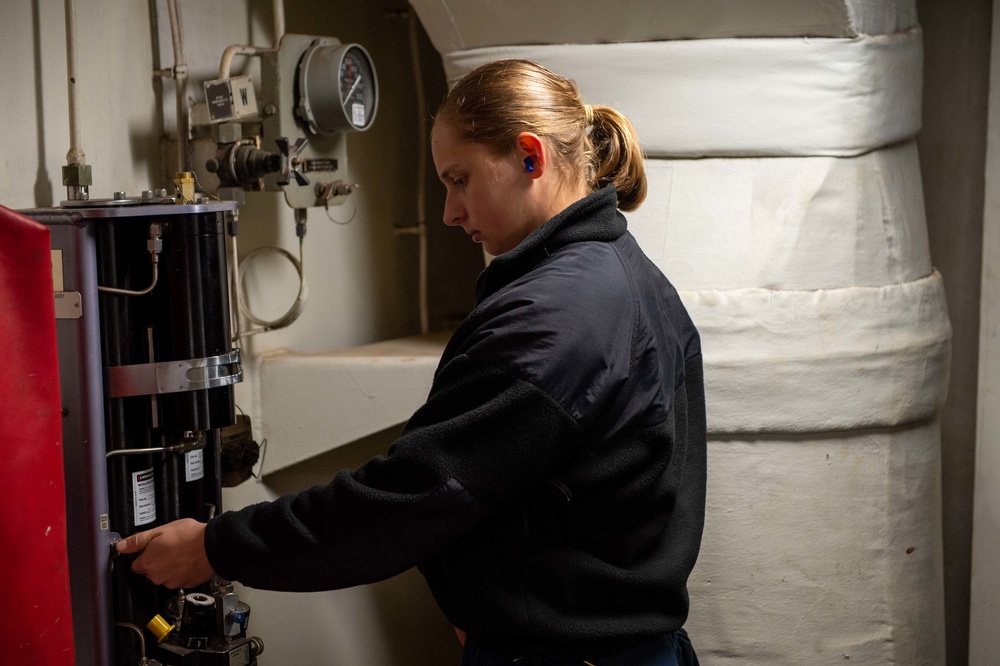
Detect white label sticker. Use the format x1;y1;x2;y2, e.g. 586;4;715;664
185;449;205;482
132;468;156;526
54;291;83;319
352;102;366;127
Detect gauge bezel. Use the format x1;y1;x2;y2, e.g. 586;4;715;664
297;41;379;135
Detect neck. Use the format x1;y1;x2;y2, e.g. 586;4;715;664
538;176;591;222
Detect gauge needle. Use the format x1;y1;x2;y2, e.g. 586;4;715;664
343;76;361;108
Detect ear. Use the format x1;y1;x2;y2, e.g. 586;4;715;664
516;132;546;179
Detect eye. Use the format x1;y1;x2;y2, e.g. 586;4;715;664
452;177;466;187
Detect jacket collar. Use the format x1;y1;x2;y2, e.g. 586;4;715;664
475;185;626;303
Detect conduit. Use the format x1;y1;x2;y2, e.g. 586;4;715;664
218;45;273;81
218;0;282;79
64;0;84;166
272;0;285;48
214;0;291;340
394;9;431;334
412;12;429;334
166;0;189;172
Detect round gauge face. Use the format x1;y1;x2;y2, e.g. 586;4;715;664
339;46;377;130
297;41;379;135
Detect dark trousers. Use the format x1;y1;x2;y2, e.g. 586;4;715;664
460;629;699;666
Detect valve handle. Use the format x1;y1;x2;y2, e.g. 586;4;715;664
275;137;311;187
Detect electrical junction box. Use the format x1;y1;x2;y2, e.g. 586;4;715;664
204;75;258;124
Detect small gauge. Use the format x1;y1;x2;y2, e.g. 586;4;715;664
339;47;377;130
297;42;379;135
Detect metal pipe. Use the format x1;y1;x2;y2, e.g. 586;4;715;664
272;0;286;48
228;213;243;343
167;0;189;173
218;44;272;81
97;260;158;296
114;622;149;664
63;0;84;166
106;444;185;459
237;241;307;334
409;11;429;334
217;0;282;80
97;224;162;296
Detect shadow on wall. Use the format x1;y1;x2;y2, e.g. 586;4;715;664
31;0;52;207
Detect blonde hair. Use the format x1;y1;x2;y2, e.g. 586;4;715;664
434;59;647;212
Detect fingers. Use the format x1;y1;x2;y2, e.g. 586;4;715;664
116;529;157;554
116;520;216;589
131;554;149;577
117;530;157;578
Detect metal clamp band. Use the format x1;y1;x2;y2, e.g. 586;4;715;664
106;350;243;398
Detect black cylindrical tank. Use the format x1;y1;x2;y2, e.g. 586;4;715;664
86;199;238;665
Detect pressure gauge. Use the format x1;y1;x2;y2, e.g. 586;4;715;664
297;42;379;135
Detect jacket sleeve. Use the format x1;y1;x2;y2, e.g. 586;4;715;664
204;353;584;592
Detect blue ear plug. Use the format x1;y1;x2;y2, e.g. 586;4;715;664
524;157;534;173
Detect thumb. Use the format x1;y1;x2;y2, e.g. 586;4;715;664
116;529;157;554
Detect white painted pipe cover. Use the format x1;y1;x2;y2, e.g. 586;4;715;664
255;276;950;452
409;0;918;52
633;141;931;291
441;30;923;157
690;422;945;664
683;271;951;434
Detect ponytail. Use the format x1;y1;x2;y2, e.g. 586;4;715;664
588;106;647;212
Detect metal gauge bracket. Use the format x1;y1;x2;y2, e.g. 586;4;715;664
259;34;348;209
105;350;243;398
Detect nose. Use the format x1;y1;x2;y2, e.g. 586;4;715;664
442;193;463;227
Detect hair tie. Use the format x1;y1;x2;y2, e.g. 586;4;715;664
584;104;594;126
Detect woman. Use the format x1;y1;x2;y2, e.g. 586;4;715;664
119;59;705;666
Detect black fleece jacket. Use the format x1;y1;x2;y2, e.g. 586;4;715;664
205;185;706;661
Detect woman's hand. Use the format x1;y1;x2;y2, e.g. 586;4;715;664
116;518;216;589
